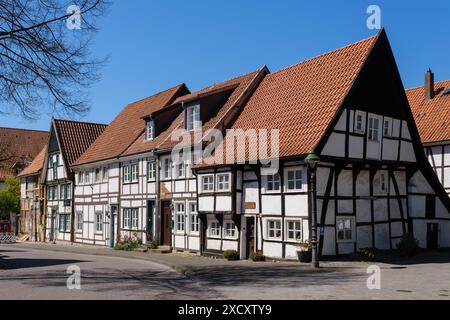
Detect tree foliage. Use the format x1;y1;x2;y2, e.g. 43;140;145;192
0;177;20;219
0;0;108;119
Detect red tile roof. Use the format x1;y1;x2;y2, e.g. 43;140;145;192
53;119;107;166
0;127;49;181
407;79;450;144
18;145;47;177
122;70;262;156
197;33;379;166
74;84;188;165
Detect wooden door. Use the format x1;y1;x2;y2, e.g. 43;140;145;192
161;201;172;246
246;217;255;258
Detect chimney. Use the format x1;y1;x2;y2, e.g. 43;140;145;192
425;68;434;100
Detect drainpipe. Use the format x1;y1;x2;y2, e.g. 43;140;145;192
155;154;161;245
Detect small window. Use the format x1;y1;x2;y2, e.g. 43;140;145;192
102;167;108;181
177;160;185;178
123;208;138;229
147;161;156;181
186;105;200;131
265;173;280;192
286;220;302;241
217;173;230;191
368;116;380;142
383;118;392;137
95;168;101;182
78;172;84;184
131;164;138;182
224;221;236;238
355;111;365;133
202;175;214;192
379;173;388;193
267;220;281;239
192;151;201;165
76;212;83;231
163;158;171;179
175;203;185;232
132;209;138;228
123;209;131;229
123;165;130;183
209;221;221;237
189;203;199;234
59;214;70;233
84;170;90;184
145;120;155;140
337;217;354;242
95;213;103;232
286;169;302;191
425;195;436;219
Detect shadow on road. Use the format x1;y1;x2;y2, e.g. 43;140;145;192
0;256;88;270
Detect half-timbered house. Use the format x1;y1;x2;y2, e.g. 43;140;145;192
408;72;450;195
41;119;107;243
194;29;450;259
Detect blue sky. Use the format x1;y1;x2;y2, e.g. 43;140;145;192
1;0;449;131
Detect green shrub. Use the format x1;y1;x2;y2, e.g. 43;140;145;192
357;247;378;261
222;249;240;260
114;235;141;251
396;233;420;257
249;251;265;262
146;233;159;249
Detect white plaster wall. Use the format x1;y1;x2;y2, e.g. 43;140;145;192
321;133;346;157
284;194;308;217
216;196;232;211
261;195;282;215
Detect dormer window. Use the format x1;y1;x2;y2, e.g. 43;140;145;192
186;105;200;131
145;120;155;140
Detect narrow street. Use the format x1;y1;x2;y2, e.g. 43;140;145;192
1;243;450;300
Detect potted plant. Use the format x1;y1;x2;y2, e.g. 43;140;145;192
296;238;312;263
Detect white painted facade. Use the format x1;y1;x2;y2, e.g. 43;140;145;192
425;144;450;195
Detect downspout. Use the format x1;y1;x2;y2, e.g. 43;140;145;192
70;173;75;243
155;154;161;244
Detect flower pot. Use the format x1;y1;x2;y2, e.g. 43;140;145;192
296;249;312;263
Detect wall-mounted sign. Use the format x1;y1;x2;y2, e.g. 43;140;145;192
244;202;256;210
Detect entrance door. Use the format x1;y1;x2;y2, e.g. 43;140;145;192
147;200;155;239
161;201;172;246
50;208;56;242
427;223;438;249
246;217;255;258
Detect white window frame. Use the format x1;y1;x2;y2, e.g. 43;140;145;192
285;168;303;191
188;202;199;234
209;221;221;238
176;158;185;178
131;208;138;229
95;212;103;233
285;219;302;241
368;115;381;142
147;161;156;181
263;173;281;193
145;120;155;141
84;170;90;184
76;212;83;231
163;158;171;179
216;173;231;192
123;208;138;230
186;104;200;131
131;163;138;182
336;217;355;243
59;213;70;233
267;219;282;240
123;165;130;183
95;168;101;182
383;117;393;137
175;202;185;233
78;172;84;184
102;167;108;181
354;111;366;133
223;221;237;239
201;175;214;193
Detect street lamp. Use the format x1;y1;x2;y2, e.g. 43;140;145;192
34;196;39;242
305;152;320;268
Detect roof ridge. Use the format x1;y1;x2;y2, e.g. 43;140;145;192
406;78;450;92
126;83;186;106
269;33;379;77
53;118;108;126
0;127;48;133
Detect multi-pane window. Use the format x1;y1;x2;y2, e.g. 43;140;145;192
131;164;138;181
145;120;155;140
217;173;230;191
383;118;392;137
186;105;200;131
59;214;70;232
123;165;131;183
163;158;171;179
84;170;90;184
78;172;84;184
266;173;280;192
209;221;221;237
286;220;302;241
286;169;302;190
355;112;364;132
224;222;236;238
337;218;354;242
368;116;380;142
102;167;108;181
76;212;83;231
202;175;214;192
177;159;185;178
123;208;138;229
267;220;281;239
189;203;199;234
95;168;101;182
48;186;58;200
60;183;71;200
50;154;58;180
95;213;103;232
147;161;156;181
175;203;185;232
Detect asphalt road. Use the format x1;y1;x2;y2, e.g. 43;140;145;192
0;245;218;300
